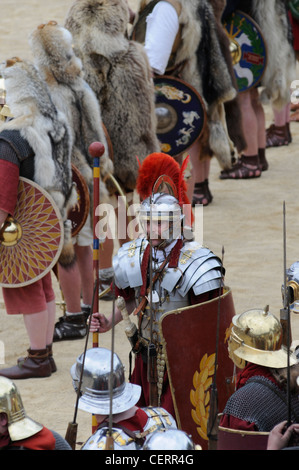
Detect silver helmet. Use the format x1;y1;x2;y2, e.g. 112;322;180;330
142;429;199;450
70;347;141;415
139;192;183;246
0;376;42;441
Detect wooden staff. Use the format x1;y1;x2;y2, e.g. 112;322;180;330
89;141;105;347
89;141;105;432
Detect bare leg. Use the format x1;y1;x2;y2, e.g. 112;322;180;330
75;244;94;307
220;90;262;179
187;140;212;206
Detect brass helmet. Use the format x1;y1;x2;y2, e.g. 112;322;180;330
0;377;43;441
228;307;297;369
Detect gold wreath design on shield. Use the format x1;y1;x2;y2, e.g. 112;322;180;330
190;353;216;441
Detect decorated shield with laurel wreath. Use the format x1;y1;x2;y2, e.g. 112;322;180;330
159;288;236;450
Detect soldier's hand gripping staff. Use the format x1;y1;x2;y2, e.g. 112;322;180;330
90;152;235;451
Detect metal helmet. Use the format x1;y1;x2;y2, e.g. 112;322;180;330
139;192;183;245
142;429;200;450
70;347;141;415
228;307;297;369
0;376;42;441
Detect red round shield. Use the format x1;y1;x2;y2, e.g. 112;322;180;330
0;177;63;287
68;164;90;237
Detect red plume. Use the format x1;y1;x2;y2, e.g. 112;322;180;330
136;152;194;225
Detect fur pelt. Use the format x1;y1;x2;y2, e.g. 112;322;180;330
0;57;77;266
134;0;237;169
65;0;160;192
209;0;246;154
251;0;296;109
29;21;113;204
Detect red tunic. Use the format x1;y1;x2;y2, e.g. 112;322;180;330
0;143;55;315
0;426;56;450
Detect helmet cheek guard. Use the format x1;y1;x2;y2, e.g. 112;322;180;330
0;377;43;441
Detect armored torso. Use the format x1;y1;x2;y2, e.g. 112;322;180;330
113;237;222;343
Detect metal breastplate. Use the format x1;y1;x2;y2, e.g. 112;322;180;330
140;267;189;343
113;238;223;345
142;406;177;434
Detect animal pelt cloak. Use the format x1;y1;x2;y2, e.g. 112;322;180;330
209;0;246;155
0;58;77;265
133;0;238;169
248;0;296;110
64;0;160;192
29;21;113;204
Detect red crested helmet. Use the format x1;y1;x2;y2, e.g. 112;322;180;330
136;152;194;226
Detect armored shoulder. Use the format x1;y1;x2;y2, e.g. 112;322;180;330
113;238;148;290
161;241;223;296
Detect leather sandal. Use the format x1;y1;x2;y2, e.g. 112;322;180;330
266;124;289;147
192;180;213;206
220;155;261;179
290;109;299;122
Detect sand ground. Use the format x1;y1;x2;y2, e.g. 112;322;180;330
1;0;299;449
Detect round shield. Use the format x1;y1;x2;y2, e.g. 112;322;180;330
223;10;267;92
154;76;206;157
68;164;90;237
0;177;64;287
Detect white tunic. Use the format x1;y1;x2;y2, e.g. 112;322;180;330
144;1;180;75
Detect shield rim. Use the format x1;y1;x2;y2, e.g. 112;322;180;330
154;75;206;157
0;177;64;288
69;164;90;237
223;10;268;93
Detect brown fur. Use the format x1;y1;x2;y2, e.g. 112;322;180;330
29;21;113;206
65;0;160;192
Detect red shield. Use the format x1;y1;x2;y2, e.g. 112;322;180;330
68;164;90;237
159;288;235;450
0;177;63;287
217;426;269;450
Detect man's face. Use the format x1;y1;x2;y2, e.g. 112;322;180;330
146;219;171;246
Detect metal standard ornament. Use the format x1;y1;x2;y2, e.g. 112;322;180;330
68;164;90;237
154;76;206;157
223;11;267;92
0;177;63;287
